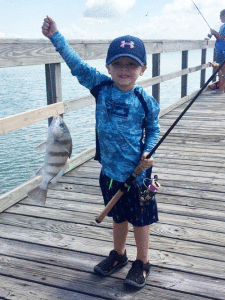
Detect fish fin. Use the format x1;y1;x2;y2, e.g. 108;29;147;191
50;163;68;184
68;143;72;158
35;140;47;152
36;166;44;176
55;140;71;155
27;187;47;206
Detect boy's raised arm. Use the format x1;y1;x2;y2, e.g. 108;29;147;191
41;16;109;91
42;16;58;38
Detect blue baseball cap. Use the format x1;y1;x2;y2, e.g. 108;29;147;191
106;35;147;66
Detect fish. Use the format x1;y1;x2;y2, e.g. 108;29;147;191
27;115;72;205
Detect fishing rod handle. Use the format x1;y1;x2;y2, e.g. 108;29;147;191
95;164;143;223
95;189;125;223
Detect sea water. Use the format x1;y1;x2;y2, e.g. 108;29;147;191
0;49;214;195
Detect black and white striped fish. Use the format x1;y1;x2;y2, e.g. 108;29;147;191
28;116;72;205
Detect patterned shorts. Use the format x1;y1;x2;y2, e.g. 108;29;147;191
99;171;159;227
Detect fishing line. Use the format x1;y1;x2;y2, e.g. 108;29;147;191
191;0;212;38
191;0;211;29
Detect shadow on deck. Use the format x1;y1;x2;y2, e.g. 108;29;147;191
0;90;224;300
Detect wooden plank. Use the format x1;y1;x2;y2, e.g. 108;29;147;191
0;39;214;68
65;146;95;173
0;175;42;213
0;275;98;300
0;65;213;136
0;239;223;300
2;209;225;253
0;102;64;135
0;222;224;280
138;63;211;88
17;198;225;233
0;266;215;300
64;95;95;113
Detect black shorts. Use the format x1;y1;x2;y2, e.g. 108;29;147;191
216;50;225;64
99;171;159;227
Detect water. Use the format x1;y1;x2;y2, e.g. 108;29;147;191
0;48;214;195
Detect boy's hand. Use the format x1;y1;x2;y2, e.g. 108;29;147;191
42;16;58;38
140;152;154;170
210;28;218;37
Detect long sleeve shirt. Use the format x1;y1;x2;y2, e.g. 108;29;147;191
215;24;225;53
50;32;160;185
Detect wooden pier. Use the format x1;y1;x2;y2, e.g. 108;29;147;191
0;89;224;299
1;36;224;299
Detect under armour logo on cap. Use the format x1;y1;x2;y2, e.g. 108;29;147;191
106;35;147;66
120;41;135;49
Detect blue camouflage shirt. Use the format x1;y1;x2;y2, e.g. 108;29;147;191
215;23;225;53
50;32;160;186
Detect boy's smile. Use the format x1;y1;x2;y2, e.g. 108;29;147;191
106;57;147;92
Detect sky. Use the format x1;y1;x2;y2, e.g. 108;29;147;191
0;0;224;40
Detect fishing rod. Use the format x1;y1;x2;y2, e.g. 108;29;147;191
191;0;212;38
191;0;211;29
95;59;225;224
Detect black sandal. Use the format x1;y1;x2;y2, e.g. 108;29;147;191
124;259;151;288
94;250;128;276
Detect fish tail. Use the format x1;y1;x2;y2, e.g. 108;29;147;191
27;187;47;206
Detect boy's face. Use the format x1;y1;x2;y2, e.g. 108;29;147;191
106;57;147;92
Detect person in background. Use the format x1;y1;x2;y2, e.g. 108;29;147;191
42;16;160;289
209;9;225;92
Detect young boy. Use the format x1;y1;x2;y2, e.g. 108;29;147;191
209;9;225;92
42;16;160;288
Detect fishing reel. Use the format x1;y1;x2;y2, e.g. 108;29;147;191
140;175;161;206
205;34;212;40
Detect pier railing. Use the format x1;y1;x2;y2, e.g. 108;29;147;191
0;38;215;212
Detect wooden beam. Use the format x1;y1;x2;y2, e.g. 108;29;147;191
0;176;42;213
152;53;160;102
200;49;207;88
45;63;62;125
0;63;211;135
0;39;215;68
138;63;211;88
0;102;64;135
181;50;188;98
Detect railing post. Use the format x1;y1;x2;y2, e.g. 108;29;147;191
45;63;62;125
200;49;206;87
152;53;160;103
181;50;188;98
212;49;217;83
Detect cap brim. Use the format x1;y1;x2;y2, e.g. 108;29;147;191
106;54;145;66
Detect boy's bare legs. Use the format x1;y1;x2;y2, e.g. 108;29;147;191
113;222;150;277
113;220;129;256
208;62;220;90
133;225;150;277
218;66;225;92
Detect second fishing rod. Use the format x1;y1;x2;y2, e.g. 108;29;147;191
95;59;225;224
191;0;212;38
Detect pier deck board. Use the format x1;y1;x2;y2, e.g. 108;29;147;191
0;90;225;300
